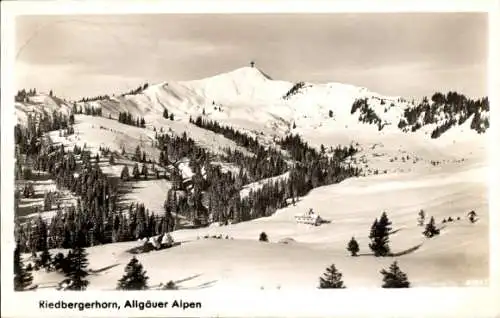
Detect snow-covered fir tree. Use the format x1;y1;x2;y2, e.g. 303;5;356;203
64;232;89;291
380;261;410;288
369;212;392;257
347;237;360;256
417;209;425;226
117;256;149;290
423;216;440;238
319;264;346;289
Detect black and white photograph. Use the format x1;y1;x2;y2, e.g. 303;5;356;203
2;1;499;317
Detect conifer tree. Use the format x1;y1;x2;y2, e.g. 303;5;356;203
14;241;33;291
141;164;148;180
163;280;178;290
39;247;52;270
43;192;52;211
52;252;65;272
133;163;140;180
259;232;268;242
369;212;392;257
319;264;346;289
347;237;360;256
380;261;410;288
423;216;440;238
135;146;142;161
121;165;130;181
116;257;149;290
417;209;425;226
35;216;48;252
65;232;89;291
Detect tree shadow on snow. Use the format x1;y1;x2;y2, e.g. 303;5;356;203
180;280;218;290
173;274;202;284
357;243;423;257
388;228;404;235
388;243;423;257
89;263;121;275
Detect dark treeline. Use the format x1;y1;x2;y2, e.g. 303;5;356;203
221;147;288;182
15;112;74;156
15;143;176;253
157;132;210;168
283;82;306;100
72;103;102;117
155;123;360;225
77;95;110;103
190;116;288;181
14;113;174;253
120;83;149;97
15;88;38;102
191;116;260;152
118;112;146;128
351;98;384;130
399;92;489;137
278;134;360;195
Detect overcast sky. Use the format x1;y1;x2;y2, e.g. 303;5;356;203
15;13;487;100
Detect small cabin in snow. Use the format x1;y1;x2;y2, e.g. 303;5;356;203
295;208;323;226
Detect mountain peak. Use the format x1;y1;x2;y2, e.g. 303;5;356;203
216;66;273;82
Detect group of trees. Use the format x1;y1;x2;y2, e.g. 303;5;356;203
156;118;361;226
397;92;489;137
283;82;306;100
77;95;111;103
118;111;146;128
120;83;150;97
351;91;489;137
15;88;37;102
15;113;72;157
278;134;360;195
15;130;175;252
163;109;175;121
155;120;361;226
71;103;102;117
350;98;384;130
156;132;209;167
191;116;289;181
121;163;152;181
14;231;164;291
368;212;392;257
318;261;410;289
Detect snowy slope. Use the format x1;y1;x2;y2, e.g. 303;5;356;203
27;145;488;290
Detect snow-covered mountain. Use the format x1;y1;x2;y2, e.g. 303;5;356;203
75;66;399;134
16;66;488;144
